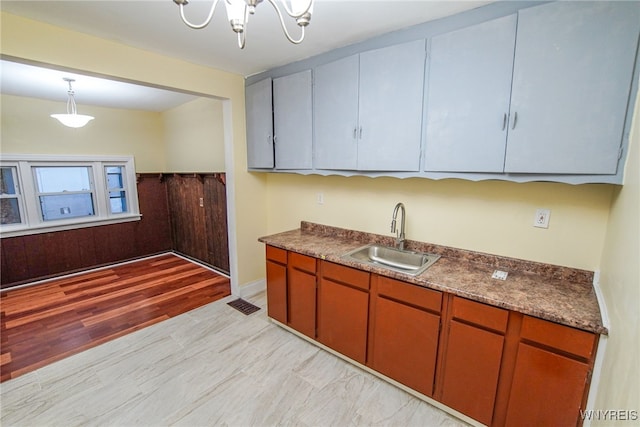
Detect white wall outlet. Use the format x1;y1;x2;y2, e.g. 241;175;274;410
316;192;324;205
492;270;509;280
534;208;550;228
199;197;204;207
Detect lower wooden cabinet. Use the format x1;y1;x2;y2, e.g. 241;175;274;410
263;248;600;426
287;252;316;338
265;246;287;324
503;315;597;427
368;276;442;396
317;261;370;364
439;297;508;426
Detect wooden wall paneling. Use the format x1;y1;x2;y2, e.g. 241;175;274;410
204;174;229;273
0;237;29;286
24;233;55;279
92;222;137;265
133;175;172;255
166;174;208;262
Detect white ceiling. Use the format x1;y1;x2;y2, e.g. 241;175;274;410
1;0;491;111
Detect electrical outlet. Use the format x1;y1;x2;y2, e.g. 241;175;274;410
316;192;324;205
534;208;550;228
199;197;204;207
492;270;508;280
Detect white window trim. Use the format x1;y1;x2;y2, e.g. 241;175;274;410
0;154;141;238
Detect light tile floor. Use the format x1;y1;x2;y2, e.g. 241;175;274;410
0;293;470;426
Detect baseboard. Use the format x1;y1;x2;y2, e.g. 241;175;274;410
583;271;610;427
239;278;266;299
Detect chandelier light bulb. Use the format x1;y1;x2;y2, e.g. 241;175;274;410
174;0;313;49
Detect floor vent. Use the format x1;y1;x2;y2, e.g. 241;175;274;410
227;298;261;315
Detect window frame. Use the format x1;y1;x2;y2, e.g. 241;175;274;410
0;154;141;238
0;163;27;228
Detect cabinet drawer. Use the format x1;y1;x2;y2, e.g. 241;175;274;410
289;251;316;274
266;245;287;264
520;316;596;360
377;276;442;313
321;261;370;291
451;297;508;333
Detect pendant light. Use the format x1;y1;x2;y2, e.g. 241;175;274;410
50;78;95;128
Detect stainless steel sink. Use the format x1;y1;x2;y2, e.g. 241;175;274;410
342;244;440;276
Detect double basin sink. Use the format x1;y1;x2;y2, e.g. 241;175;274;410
342;244;440;276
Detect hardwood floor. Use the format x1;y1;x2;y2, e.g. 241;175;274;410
0;253;231;382
0;293;470;426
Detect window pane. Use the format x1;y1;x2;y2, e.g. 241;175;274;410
1;167;17;195
106;166;125;190
109;191;127;213
0;198;21;224
35;167;92;193
39;194;95;221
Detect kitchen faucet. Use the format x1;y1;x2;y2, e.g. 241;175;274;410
390;202;406;250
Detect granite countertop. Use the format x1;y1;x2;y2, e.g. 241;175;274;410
259;221;607;335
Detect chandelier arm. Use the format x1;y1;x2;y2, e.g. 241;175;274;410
276;0;312;18
179;0;220;30
267;0;306;44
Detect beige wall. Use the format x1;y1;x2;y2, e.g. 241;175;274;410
593;92;640;420
266;174;613;270
1;12;268;288
1;94;166;172
162;97;225;172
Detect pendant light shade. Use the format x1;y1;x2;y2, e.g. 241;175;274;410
50;78;94;128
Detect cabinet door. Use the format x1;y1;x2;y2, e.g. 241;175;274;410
273;70;313;170
266;259;286;323
246;78;274;169
288;253;316;338
440;321;504;426
317;278;369;364
313;55;359;170
505;1;640;174
370;296;440;396
358;39;426;171
505;342;591;426
424;14;516;172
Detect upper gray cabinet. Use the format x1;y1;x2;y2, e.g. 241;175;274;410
314;39;426;171
505;1;640;174
273;70;313;170
425;14;517;172
424;1;640;175
246;78;273;169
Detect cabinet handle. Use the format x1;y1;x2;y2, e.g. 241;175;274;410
359;126;363;139
502;113;507;130
511;112;518;130
353;128;358;139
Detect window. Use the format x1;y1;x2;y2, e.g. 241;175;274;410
34;166;95;221
0;155;140;237
0;166;24;225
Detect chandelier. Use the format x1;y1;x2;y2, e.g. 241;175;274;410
173;0;314;49
50;78;95;128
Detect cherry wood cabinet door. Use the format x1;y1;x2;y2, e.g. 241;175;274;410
317;266;370;364
505;343;591;427
288;252;317;338
266;246;287;324
370;296;440;396
440;320;505;425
